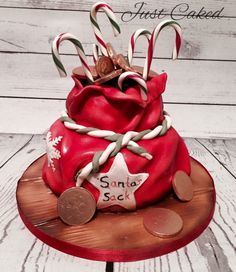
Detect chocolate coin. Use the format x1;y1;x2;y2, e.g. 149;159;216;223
94;69;122;85
172;171;194;202
143;208;183;238
116;54;133;71
58;187;96;226
95;56;114;77
73;66;98;79
106;42;118;66
132;65;157;77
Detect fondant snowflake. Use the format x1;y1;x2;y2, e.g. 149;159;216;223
46;131;63;171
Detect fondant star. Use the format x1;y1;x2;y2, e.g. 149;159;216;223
87;153;149;210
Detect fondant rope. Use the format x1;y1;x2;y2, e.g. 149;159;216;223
60;111;172;186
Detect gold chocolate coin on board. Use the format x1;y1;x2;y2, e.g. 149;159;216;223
58;187;96;226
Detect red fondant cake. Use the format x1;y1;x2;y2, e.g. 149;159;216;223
42;71;190;212
42;2;191;214
16;2;216;261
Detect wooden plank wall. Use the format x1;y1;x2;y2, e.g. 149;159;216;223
0;0;236;137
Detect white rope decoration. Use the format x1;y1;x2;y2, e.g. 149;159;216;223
61;111;172;186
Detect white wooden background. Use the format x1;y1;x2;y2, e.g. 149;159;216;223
0;1;236;271
0;0;236;137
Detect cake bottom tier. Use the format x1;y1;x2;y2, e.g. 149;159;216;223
16;155;215;262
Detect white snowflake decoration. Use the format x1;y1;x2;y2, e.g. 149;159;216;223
46;131;63;171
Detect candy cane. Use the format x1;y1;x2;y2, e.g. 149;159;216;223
90;1;121;56
127;29;151;66
92;43;100;64
143;20;182;80
118;71;148;101
51;32;94;82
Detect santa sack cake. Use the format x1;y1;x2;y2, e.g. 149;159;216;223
42;2;191;222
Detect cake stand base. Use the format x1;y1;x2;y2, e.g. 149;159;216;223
16;155;215;262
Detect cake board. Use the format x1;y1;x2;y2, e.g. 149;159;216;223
16;155;216;262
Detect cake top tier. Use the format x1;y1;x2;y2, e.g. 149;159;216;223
51;1;182;102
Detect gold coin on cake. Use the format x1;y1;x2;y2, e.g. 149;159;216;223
143;208;183;238
95;56;114;77
172;171;194;202
106;42;118;66
58;187;96;226
116;54;133;71
94;69;122;85
73;66;98;79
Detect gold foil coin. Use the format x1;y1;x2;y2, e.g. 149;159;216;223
143;208;183;238
172;171;194;202
116;54;133;71
72;66;98;79
95;56;114;77
106;42;118;66
94;69;122;85
58;187;96;226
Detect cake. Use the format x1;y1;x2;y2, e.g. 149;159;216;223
42;2;192;226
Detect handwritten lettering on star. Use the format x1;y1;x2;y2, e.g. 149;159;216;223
87;153;149;210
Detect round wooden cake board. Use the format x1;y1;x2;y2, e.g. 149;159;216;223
16;155;215;262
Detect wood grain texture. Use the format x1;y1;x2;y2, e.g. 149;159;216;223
0;0;234;17
0;134;235;271
0;134;32;167
0;134;106;272
1;53;236;137
16;156;215;261
0;0;235;269
0;1;235;137
1;53;236;105
0;0;233;14
0;7;235;61
114;138;236;272
197;139;236;176
185;139;236;271
1;97;236;137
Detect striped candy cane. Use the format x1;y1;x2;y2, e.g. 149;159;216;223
92;43;100;64
51;32;94;83
143;20;182;80
127;29;151;66
118;71;148;101
90;1;121;56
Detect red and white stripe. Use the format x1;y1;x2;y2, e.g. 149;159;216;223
90;1;120;56
52;32;94;82
143;20;182;80
92;43;100;64
127;29;151;66
118;71;148;101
